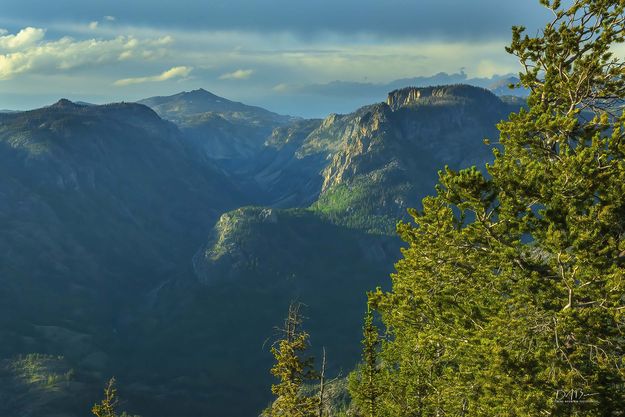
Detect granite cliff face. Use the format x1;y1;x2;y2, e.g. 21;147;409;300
318;104;396;192
246;85;518;232
386;87;422;109
386;84;504;110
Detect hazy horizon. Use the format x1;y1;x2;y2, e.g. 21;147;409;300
0;1;556;117
1;71;524;118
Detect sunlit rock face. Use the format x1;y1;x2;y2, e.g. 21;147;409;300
386;84;503;111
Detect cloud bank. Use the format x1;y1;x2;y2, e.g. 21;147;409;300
0;23;526;115
0;27;174;80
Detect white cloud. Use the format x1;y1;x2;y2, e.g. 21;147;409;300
113;65;192;86
219;68;254;80
0;29;7;36
127;29;513;83
154;35;173;45
28;23;516;82
272;83;290;92
0;27;174;80
88;16;116;31
0;27;46;51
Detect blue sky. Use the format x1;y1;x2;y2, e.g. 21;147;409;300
0;1;555;116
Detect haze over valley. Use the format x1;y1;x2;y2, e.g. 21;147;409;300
2;1;625;416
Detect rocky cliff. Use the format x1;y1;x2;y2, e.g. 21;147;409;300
386;84;503;110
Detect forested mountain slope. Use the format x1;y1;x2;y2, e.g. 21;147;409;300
0;85;522;417
0;99;243;416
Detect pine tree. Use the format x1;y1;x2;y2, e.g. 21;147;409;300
366;1;625;416
348;307;383;417
91;378;139;417
92;378;120;417
266;303;319;417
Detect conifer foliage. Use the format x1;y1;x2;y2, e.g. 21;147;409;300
265;303;320;417
91;378;139;417
92;378;120;417
348;307;383;417
354;0;625;415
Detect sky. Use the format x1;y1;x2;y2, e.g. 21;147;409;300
0;1;556;117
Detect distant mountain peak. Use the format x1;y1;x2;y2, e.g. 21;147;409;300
51;98;80;108
181;88;221;100
138;90;296;128
48;99;94;111
177;88;224;101
488;77;529;98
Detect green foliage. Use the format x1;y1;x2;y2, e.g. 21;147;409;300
312;179;401;235
348;308;384;417
92;378;120;417
364;1;625;416
9;354;73;389
266;303;320;417
92;378;140;417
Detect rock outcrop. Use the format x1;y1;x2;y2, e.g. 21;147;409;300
386;84;502;110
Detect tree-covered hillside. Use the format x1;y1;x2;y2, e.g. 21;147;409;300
0;99;244;416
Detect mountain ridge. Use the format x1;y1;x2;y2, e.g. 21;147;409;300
138;88;292;120
137;89;299;170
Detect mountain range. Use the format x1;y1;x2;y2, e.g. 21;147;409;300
262;71;529;117
0;84;523;416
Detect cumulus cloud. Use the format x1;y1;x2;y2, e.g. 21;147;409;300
0;27;174;80
104;16;116;22
219;68;254;80
113;66;192;86
0;27;46;50
89;21;99;30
